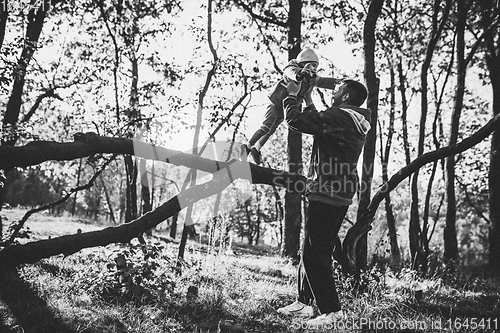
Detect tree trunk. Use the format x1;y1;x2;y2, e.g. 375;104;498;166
444;0;467;266
169;213;179;239
282;0;302;262
397;62;411;166
0;171;5;239
2;2;50;145
71;159;83;216
478;0;500;272
124;156;138;222
101;175;117;224
396;60;411;267
255;191;261;245
245;200;253;245
381;65;401;267
129;44;151;230
422;160;439;263
272;184;284;249
423;42;453;270
123;21;141;223
0;3;7;50
93;192;101;221
119;176;125;223
356;0;384;269
140;160;152;235
489;73;500;272
177;0;218;265
0;0;51;241
410;0;452;271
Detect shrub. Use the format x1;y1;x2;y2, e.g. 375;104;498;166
87;241;177;305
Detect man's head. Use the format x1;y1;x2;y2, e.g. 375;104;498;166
332;80;368;107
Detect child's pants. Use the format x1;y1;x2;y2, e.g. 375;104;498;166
249;103;283;148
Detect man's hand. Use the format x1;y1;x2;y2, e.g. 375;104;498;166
334;78;346;85
286;80;302;97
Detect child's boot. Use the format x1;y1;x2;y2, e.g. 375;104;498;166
250;147;261;165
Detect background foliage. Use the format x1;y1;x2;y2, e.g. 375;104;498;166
0;0;496;269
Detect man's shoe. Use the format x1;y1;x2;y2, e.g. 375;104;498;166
250;147;261;165
277;300;314;317
306;310;345;327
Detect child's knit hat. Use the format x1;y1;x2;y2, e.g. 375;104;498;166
296;48;319;64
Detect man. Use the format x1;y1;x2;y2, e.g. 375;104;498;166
277;79;371;327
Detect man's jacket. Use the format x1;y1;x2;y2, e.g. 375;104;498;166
283;96;371;206
268;60;339;110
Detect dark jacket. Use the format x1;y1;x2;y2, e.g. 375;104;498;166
269;60;340;110
283;96;371;206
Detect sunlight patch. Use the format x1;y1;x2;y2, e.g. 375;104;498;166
133;129;253;225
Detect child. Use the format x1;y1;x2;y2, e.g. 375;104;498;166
242;47;342;165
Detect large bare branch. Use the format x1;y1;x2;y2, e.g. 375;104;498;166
0;137;305;267
0;133;302;185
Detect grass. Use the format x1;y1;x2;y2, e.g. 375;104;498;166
0;209;499;332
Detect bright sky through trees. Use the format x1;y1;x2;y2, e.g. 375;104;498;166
10;1;362;152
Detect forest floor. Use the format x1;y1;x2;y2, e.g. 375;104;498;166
0;209;499;333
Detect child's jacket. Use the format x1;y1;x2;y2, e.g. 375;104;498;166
268;60;339;110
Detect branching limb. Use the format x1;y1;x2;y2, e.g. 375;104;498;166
343;111;500;270
5;155;117;244
21;88;63;123
233;0;287;28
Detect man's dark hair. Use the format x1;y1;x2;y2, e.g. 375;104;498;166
343;80;368;106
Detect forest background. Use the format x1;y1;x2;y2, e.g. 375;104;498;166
1;0;500;331
0;0;499;293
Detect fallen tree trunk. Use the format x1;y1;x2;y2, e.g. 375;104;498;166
0;133;306;267
1;108;499;269
0;163;218;266
0;132;239;173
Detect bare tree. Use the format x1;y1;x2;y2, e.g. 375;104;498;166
477;0;500;272
410;0;452;272
177;0;219;266
0;0;59;239
443;0;468;266
282;0;303;262
378;64;401;267
356;0;384;268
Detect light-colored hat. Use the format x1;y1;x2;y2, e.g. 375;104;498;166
296;48;319;64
